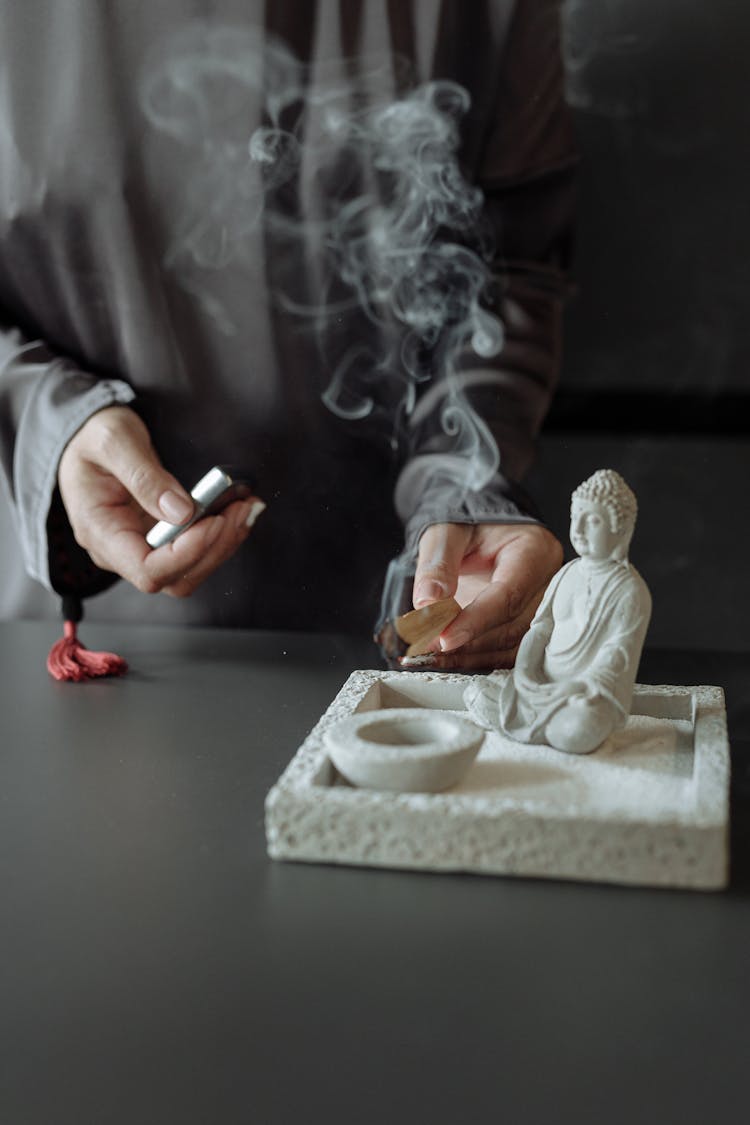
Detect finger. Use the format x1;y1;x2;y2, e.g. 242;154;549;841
444;594;540;657
89;497;263;594
82;408;194;525
417;585;540;657
413;523;473;607
89;514;225;592
153;499;264;597
401;645;520;672
159;520;240;598
439;533;558;652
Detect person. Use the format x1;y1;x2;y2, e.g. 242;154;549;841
0;1;577;669
465;470;652;752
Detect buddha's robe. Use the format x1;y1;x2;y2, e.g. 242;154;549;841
498;558;651;747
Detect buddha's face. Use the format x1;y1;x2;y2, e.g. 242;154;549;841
570;500;622;561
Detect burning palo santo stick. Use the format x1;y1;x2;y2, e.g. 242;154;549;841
395;596;461;658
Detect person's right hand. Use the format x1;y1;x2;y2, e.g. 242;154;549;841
57;405;265;598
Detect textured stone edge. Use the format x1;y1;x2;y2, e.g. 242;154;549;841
264;672;730;890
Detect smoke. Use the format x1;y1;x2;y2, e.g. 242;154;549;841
140;23;504;494
561;0;716;154
140;24;302;270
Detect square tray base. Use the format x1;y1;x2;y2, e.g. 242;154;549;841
265;671;730;890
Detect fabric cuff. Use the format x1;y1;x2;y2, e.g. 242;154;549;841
14;360;135;589
395;453;542;556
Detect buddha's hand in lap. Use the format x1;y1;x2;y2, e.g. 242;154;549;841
567;685;599;705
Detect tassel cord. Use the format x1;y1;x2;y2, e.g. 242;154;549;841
47;597;128;682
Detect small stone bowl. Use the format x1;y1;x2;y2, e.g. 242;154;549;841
325;707;485;793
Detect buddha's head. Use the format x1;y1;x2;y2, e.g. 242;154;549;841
570;470;637;563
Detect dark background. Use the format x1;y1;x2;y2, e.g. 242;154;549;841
528;0;750;656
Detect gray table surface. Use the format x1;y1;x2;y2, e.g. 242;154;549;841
1;620;749;1125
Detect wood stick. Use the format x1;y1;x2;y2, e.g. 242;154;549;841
395;596;461;657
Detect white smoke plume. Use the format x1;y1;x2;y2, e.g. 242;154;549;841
141;22;505;495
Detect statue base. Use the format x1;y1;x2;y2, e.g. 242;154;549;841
265;670;730;890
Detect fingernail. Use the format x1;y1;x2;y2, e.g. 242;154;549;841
440;628;472;653
413;579;448;608
159;489;193;524
244;499;267;529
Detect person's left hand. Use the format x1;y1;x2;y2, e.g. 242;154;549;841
409;522;563;670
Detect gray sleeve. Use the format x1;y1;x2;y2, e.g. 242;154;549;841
395;2;578;549
0;322;135;588
394;246;573;553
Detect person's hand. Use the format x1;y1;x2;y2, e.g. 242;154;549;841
410;522;563;670
57;405;265;598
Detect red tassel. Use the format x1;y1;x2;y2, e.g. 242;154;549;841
47;619;128;682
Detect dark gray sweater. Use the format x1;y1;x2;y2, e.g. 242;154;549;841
0;0;576;631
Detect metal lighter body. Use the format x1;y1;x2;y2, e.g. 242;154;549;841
146;466;255;549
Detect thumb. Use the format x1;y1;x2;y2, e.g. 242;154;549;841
85;407;194;525
413;523;472;608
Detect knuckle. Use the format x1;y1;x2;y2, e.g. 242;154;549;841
71;523;93;552
527;524;563;558
537;529;563;568
134;574;161;595
548;538;564;569
72;522;103;562
86;548;108;570
421;559;454;583
92;415;127;459
503;583;526;619
127;461;159;500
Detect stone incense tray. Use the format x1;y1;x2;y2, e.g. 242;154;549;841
265;671;730;890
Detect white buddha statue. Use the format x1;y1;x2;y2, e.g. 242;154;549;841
465;470;652;755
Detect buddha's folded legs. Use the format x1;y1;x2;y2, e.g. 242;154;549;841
544;694;622;755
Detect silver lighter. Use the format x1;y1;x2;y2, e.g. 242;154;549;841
146;466;256;549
